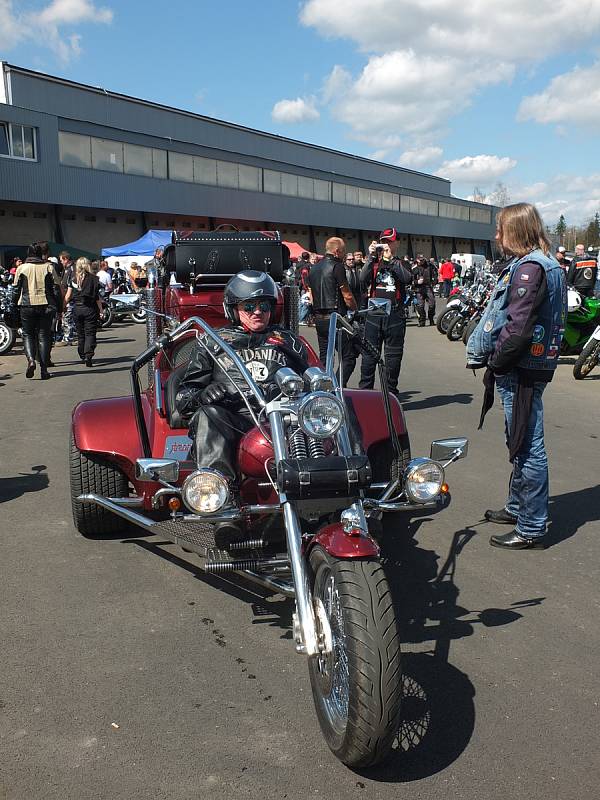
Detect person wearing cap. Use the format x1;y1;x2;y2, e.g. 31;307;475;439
555;247;569;270
567;243;597;297
359;228;413;395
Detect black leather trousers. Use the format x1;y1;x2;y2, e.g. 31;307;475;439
359;308;406;394
190;404;254;482
315;314;357;387
20;305;52;368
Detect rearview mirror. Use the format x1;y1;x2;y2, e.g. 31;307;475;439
430;437;468;464
367;298;391;316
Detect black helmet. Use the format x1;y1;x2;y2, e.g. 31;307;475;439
223;270;278;323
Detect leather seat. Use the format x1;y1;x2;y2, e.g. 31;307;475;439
163;363;189;429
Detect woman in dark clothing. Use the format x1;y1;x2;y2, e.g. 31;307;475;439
13;243;62;379
64;257;102;367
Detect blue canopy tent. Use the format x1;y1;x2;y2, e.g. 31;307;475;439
101;229;172;258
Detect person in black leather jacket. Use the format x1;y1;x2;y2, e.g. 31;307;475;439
307;237;357;385
567;243;597;297
359;228;413;395
412;257;437;326
175;271;309;482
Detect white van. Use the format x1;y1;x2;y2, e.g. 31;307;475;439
451;253;486;272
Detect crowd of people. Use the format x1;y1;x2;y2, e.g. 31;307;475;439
4;244;165;379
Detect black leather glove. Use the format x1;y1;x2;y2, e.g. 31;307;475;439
200;382;229;405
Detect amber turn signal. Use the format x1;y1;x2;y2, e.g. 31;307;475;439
168;496;182;511
440;483;450;494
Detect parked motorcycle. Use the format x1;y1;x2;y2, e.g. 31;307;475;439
102;270;147;327
561;288;600;356
573;324;600;379
0;283;19;355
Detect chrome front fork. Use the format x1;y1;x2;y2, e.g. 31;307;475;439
268;410;319;657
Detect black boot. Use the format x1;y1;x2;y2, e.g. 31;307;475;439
490;530;545;549
484;508;518;525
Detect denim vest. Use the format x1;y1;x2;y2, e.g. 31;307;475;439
467;249;567;372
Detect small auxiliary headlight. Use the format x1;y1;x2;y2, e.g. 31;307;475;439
182;469;229;515
404;458;445;504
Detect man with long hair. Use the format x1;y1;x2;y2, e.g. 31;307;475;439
467;203;567;550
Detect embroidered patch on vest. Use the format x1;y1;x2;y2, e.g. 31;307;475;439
483;320;493;333
532;325;545;342
517;287;527;297
548;345;559;359
520;273;529;281
584;267;593;280
530;343;545;356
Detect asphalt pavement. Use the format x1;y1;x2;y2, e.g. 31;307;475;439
1;312;599;800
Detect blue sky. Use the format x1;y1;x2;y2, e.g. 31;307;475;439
1;0;600;225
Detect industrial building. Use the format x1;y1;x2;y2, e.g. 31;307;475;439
0;62;496;261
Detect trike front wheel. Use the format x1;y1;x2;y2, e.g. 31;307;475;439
308;545;402;768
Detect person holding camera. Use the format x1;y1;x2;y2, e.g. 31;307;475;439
359;228;413;395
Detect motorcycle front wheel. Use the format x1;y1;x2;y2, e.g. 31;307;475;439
99;304;113;329
446;313;467;341
308;545;402;768
436;308;458;335
573;338;600;379
131;307;147;324
462;315;480;346
0;321;16;354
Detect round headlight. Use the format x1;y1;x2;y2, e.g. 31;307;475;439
298;393;345;439
404;458;445;504
182;469;229;515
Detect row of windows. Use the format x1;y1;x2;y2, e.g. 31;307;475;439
0;122;36;160
56;131;492;225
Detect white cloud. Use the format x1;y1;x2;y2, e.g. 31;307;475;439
271;96;320;124
398;146;443;169
0;0;112;61
437;155;517;184
300;0;600;155
518;62;600;126
300;0;600;61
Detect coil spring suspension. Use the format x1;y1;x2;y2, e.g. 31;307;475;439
289;426;308;458
307;438;326;458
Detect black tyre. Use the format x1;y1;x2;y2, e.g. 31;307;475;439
436;309;457;335
99;303;113;329
446;313;467;341
573;338;600;379
131;307;147;324
69;432;129;537
462;315;480;346
0;322;16;354
308;546;402;768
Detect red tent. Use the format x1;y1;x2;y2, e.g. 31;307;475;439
283;241;308;261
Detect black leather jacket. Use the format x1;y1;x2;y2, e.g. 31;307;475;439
412;262;437;288
360;256;413;305
567;255;598;293
307;254;347;312
175;325;310;418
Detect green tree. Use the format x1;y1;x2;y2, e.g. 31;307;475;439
555;214;567;245
585;212;600;247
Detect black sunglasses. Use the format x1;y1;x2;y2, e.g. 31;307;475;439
242;300;272;314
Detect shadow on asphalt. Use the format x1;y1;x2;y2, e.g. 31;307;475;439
546;484;600;547
123;512;540;782
360;522;543;782
403;393;473;412
0;465;48;503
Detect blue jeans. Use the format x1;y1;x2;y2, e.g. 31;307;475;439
299;300;311;323
495;372;548;538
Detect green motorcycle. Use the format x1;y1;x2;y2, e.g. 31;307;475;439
561;289;600;356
